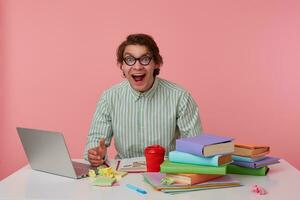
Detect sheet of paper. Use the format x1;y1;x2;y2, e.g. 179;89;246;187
117;157;147;172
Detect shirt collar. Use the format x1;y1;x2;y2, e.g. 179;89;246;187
128;77;160;101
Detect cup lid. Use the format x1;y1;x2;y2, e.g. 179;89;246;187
144;145;165;154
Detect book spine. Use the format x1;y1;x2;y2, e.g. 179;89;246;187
160;166;225;175
232;157;280;168
176;140;204;156
227;164;269;176
169;151;219;167
232;155;257;162
160;162;226;175
253;157;280;168
232;161;255;168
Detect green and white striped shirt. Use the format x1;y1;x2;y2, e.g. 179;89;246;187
84;77;202;159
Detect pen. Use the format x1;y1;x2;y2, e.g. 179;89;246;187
103;161;110;167
126;184;147;195
115;160;121;171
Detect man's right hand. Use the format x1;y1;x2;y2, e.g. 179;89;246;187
87;139;107;167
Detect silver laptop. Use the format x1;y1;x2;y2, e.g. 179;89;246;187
17;127;90;179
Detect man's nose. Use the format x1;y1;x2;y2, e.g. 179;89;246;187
132;61;144;70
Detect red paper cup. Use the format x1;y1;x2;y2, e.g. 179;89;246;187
144;145;165;172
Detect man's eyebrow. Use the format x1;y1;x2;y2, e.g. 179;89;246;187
123;52;133;56
123;52;151;57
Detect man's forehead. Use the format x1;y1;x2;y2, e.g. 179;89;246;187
124;45;150;56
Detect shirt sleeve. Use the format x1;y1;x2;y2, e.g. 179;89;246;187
84;92;113;160
176;91;203;138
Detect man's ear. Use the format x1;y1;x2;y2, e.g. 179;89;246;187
118;64;126;78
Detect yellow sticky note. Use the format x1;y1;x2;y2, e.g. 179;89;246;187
93;176;116;187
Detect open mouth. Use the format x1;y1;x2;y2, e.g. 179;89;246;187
132;74;146;82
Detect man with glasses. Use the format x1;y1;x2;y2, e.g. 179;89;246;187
84;33;202;166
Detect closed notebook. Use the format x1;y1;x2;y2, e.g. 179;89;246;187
232;156;280;168
166;173;222;185
234;144;270;157
143;172;241;191
227;164;269;176
176;134;234;157
160;160;227;175
169;151;232;167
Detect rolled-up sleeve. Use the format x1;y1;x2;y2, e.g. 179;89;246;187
84;92;113;160
177;92;202;138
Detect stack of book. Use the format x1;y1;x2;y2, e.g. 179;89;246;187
143;134;241;193
227;144;280;176
142;172;240;194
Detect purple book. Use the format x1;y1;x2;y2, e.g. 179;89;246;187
232;156;280;168
176;134;234;157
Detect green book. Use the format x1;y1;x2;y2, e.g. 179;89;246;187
160;160;227;175
227;164;269;176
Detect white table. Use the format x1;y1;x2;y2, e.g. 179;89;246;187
1;159;300;200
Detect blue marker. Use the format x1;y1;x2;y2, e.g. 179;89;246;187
126;184;147;195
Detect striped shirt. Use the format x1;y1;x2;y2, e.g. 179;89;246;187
84;77;202;160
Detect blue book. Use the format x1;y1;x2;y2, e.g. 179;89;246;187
232;156;280;168
232;155;266;162
169;151;232;167
176;134;234;157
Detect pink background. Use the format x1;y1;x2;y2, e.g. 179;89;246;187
1;0;300;180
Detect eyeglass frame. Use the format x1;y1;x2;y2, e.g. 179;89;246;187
122;54;153;66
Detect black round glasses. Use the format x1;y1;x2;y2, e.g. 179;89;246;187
123;55;152;66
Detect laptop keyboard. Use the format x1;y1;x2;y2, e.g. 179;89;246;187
72;161;90;176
